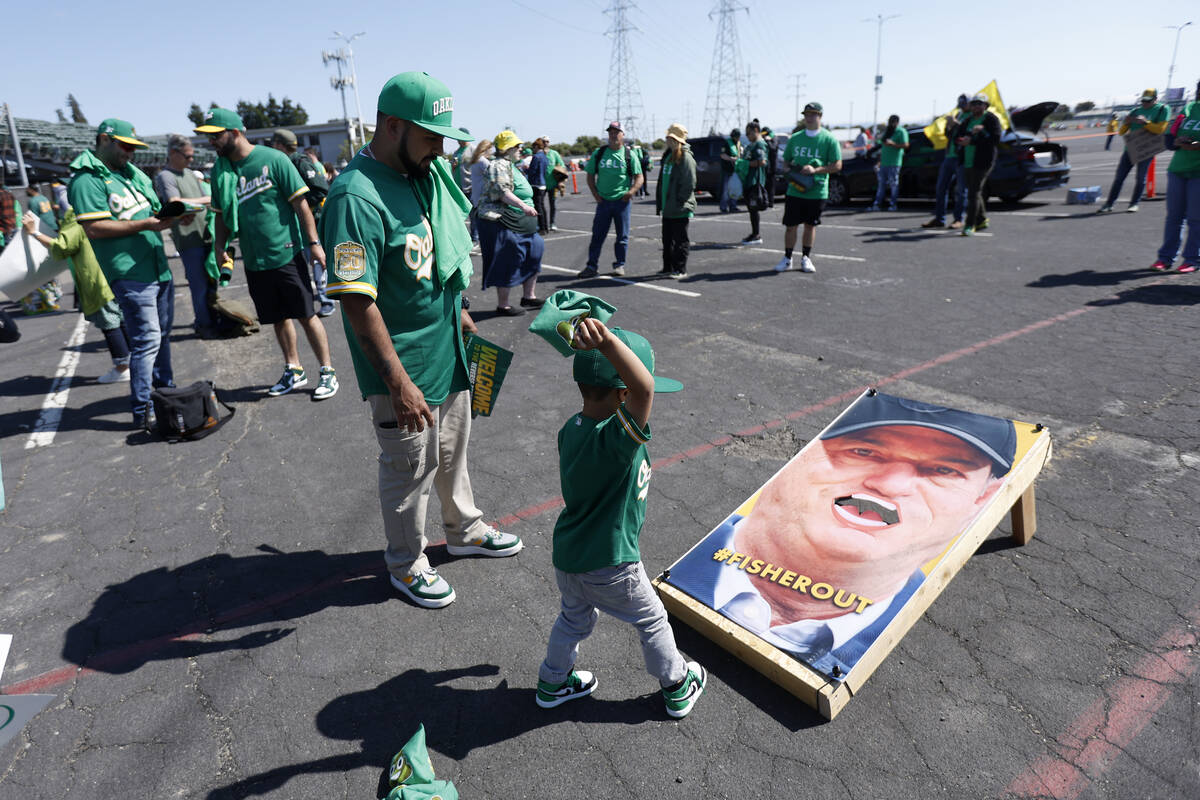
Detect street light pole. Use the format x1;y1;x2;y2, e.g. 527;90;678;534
332;31;367;145
1164;21;1193;99
863;13;900;136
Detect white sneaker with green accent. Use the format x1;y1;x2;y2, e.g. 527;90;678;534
313;367;338;400
391;568;456;608
446;525;523;557
268;366;307;396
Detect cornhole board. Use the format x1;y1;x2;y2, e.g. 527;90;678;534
653;390;1051;720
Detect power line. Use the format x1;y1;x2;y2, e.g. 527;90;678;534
603;0;646;142
702;0;748;135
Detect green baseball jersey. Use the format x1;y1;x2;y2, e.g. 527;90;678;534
1169;102;1200;178
69;168;169;284
783;128;842;199
879;127;909;168
212;145;309;271
586;145;643;201
552;405;652;573
320;152;469;403
27;195;56;228
451;144;469;188
545;148;566;188
1125;102;1169;134
743;139;769;187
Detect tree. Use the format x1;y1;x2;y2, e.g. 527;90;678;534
1073;101;1096;113
234;94;310;129
66;94;87;124
187;102;221;127
55;109;67;124
651;138;666;151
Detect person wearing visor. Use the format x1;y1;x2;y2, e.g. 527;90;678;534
1098;88;1171;214
321;72;523;610
198;108;339;401
666;391;1016;678
68;118;178;430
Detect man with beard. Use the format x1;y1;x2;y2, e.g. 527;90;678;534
68;118;177;429
197;108;338;400
319;72;522;609
665;391;1015;678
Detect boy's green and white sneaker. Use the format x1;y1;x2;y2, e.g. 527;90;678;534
446;525;523;557
313;366;339;400
663;660;707;719
536;669;598;708
390;568;456;608
268;366;307;396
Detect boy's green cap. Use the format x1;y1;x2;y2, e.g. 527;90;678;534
573;328;683;394
96;118;148;148
378;72;473;141
193;107;245;133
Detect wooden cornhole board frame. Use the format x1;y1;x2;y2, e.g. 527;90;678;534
653;402;1051;721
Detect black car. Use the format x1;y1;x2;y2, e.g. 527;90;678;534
826;102;1069;205
688;134;787;200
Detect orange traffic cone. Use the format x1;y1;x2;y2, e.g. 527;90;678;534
570;165;580;195
1145;156;1156;199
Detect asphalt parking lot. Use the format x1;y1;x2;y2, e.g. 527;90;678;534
1;132;1198;799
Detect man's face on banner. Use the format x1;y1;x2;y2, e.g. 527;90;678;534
751;425;1002;577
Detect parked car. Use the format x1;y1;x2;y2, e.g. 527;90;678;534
825;102;1069;205
688;134;787;201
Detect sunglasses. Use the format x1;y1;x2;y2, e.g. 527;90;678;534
205;131;225;141
115;140;138;153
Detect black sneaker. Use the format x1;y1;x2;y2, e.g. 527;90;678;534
740;235;763;245
536;669;598;708
663;661;706;718
576;267;598;278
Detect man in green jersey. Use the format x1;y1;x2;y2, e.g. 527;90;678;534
198;108;338;400
775;102;842;274
25;186;57;231
269;128;335;317
68;118;178;429
543;138;566;231
1099;88;1172;213
320;71;522;609
578;121;644;278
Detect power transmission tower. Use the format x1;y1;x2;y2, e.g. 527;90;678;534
788;73;807;126
702;0;748;135
603;0;645;142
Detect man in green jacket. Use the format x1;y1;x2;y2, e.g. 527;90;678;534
68;118;178;429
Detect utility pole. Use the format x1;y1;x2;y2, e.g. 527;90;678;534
323;32;367;151
788;73;806;126
745;67;757;125
1;104;29;187
603;0;646;142
862;13;900;135
1164;21;1192;98
703;0;748;135
684;101;692;135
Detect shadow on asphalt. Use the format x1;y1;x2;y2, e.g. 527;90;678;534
1026;267;1156;288
61;547;391;675
204;663;664;799
1087;283;1200;307
0;393;131;441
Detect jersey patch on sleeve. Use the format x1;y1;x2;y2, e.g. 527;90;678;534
333;241;366;281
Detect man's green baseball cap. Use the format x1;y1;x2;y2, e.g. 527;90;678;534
803;102;824;114
194;107;246;134
572;328;683;393
378;72;473;141
96;118;148;148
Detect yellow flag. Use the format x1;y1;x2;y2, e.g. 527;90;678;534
924;79;1013;149
980;80;1013;131
923;115;951;150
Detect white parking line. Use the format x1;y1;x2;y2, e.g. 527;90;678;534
541;264;702;297
26;314;88;450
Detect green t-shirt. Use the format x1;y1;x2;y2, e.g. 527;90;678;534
27;195;56;229
1125;102;1169;136
1169;102;1200;178
552;405;652;573
879;126;909;168
946;111;965;158
451;144;469;189
68;166;169;284
213;145;309;271
586;145;643;201
743;139;769;187
545;148;566;188
782;128;842;199
320;152;469;403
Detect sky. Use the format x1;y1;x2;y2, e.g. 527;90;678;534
7;1;1197;145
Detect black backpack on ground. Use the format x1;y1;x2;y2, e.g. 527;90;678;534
150;381;235;442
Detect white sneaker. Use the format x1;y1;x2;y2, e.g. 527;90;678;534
799;255;816;273
98;366;131;384
1126;204;1139;213
391;568;456;608
774;256;793;272
446;525;523;557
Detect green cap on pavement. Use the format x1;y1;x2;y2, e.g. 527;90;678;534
572;327;683;394
96;118;148;148
194;107;246;134
378;72;473;141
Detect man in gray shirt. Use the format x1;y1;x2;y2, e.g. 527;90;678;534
153;134;214;335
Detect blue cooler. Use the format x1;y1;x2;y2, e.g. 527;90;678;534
1067;186;1102;204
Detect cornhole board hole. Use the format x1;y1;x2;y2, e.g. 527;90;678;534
654;389;1051;720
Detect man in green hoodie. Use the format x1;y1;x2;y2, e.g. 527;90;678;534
68;118;177;429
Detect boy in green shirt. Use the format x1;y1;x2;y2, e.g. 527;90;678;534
536;318;706;718
775;102;842;274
